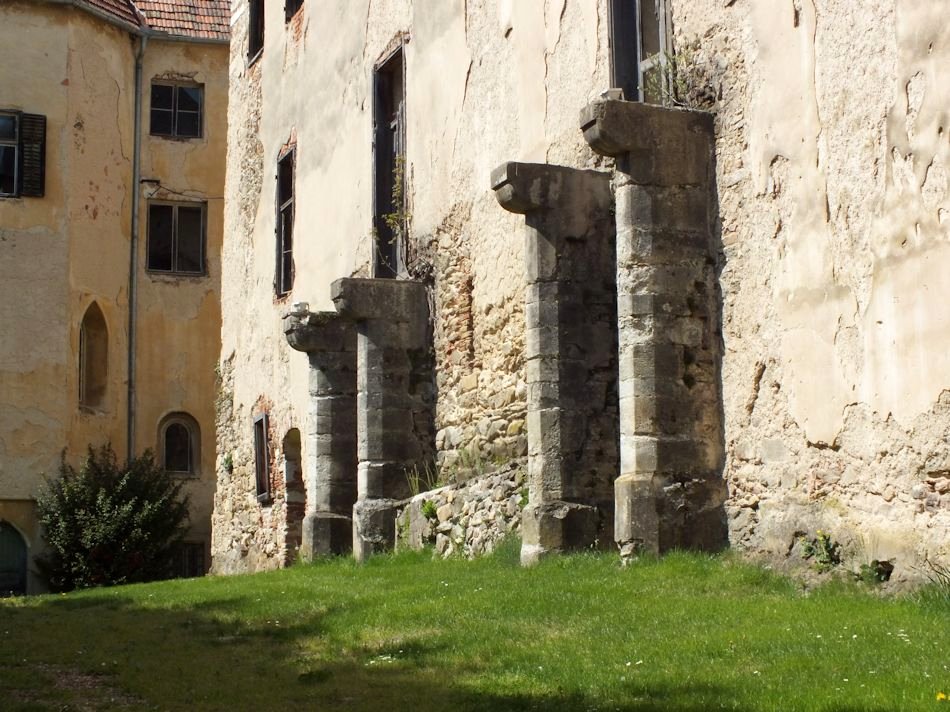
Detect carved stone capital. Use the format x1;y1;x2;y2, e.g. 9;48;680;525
491;161;611;216
283;310;353;353
580;99;714;186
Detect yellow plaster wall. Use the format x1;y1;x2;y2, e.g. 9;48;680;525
135;38;227;551
0;1;227;579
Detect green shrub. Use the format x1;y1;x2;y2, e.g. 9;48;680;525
36;445;190;591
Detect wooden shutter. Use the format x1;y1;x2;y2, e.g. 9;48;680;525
19;113;45;198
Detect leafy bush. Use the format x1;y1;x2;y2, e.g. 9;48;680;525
36;445;190;591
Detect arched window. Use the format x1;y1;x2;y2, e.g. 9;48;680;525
159;413;200;475
282;428;302;485
78;302;108;409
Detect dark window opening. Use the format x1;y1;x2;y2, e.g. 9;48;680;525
150;83;203;139
147;202;206;274
164;423;191;472
609;0;639;102
285;0;303;21
373;46;406;279
0;522;27;597
0;111;45;198
254;413;271;503
79;302;108;410
173;542;206;578
160;413;200;475
248;0;265;61
275;149;294;296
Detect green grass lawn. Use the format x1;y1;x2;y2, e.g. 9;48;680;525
1;542;947;711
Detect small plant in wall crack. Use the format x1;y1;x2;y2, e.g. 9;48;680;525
420;499;438;521
405;462;442;497
799;530;841;573
642;43;719;112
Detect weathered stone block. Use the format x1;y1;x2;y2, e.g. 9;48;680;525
299;511;353;560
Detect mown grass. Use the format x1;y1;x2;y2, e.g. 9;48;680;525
1;542;948;711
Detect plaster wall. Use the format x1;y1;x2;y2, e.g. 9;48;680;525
672;0;950;573
0;4;132;505
215;0;612;571
0;2;227;584
135;38;228;557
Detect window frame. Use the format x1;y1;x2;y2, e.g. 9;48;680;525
149;82;204;140
0;111;19;198
159;413;201;477
634;0;671;103
248;0;265;63
275;148;295;296
0;110;45;198
253;413;272;503
146;200;207;276
372;45;407;279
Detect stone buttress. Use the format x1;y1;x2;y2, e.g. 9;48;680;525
331;278;434;561
284;308;358;558
581;99;727;556
492;162;619;564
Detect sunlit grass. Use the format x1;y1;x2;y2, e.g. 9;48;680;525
1;541;947;711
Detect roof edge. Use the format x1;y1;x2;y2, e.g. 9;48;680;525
42;0;143;34
39;0;230;43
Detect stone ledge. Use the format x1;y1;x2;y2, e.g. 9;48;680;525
331;277;428;324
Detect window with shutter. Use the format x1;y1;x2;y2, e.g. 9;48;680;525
0;111;45;198
19;114;46;197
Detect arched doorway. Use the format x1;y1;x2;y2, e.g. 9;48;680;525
0;522;27;596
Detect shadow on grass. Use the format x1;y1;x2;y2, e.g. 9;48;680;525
0;591;767;712
0;578;906;712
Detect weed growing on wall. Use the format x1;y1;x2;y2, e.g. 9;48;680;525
405;462;441;497
36;445;190;591
799;530;842;573
643;43;719;111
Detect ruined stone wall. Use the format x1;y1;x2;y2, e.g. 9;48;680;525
396;462;526;559
215;0;613;572
670;0;950;576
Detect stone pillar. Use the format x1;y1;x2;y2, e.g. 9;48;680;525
491;162;618;565
284;307;358;559
331;278;433;561
580;99;727;556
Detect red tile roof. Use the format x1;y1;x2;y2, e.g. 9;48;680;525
82;0;140;27
135;0;230;41
72;0;230;41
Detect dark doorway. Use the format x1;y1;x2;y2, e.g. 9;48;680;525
373;46;406;279
0;522;27;596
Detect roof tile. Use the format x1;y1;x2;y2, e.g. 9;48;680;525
73;0;230;41
135;0;230;41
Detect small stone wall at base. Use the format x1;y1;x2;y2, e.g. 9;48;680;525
396;463;526;558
